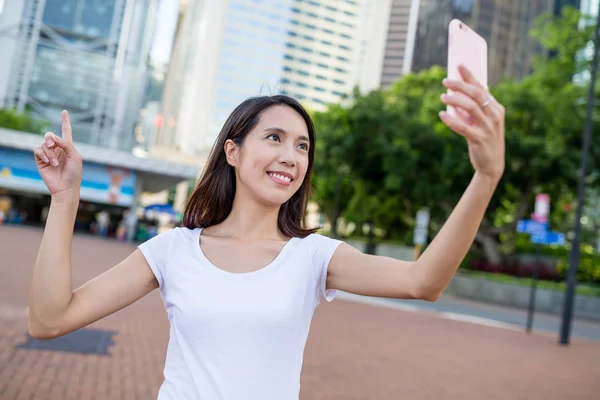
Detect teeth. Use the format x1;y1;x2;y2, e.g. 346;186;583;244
269;173;291;182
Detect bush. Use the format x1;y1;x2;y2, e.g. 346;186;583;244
468;258;562;281
556;254;600;284
0;108;48;134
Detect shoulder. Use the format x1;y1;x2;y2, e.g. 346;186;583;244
304;233;343;263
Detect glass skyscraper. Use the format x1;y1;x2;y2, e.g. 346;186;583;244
0;0;158;151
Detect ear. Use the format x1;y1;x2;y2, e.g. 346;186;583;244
224;139;240;167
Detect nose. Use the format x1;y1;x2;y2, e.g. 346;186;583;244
278;143;296;167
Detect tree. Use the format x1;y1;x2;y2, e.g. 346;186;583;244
312;8;599;264
0;108;48;134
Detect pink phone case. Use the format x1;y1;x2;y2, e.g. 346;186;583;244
447;19;488;118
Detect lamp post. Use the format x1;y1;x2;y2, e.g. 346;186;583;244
559;8;600;346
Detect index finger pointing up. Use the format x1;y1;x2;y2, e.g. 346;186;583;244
61;110;73;143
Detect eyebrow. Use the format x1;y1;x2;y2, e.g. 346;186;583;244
264;127;310;143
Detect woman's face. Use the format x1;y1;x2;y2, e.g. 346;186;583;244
225;105;311;207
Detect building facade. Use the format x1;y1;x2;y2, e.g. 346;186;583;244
380;0;558;87
155;0;390;155
0;0;158;151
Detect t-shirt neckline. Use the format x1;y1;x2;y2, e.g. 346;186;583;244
193;227;298;280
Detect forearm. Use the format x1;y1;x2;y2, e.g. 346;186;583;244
29;190;79;331
415;172;499;298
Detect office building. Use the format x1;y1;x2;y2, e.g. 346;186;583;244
0;0;158;151
155;0;390;155
380;0;558;87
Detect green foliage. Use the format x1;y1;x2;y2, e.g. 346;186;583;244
311;8;599;271
0;108;48;134
556;254;600;284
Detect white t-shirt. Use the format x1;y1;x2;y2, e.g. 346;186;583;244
138;227;342;400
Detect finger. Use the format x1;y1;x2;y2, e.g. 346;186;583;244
34;146;50;164
44;131;58;149
41;141;59;167
458;64;486;90
443;78;488;106
439;111;481;141
441;93;487;125
61;110;73;143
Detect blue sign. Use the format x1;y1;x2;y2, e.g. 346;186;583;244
531;231;566;246
516;219;549;235
0;148;136;207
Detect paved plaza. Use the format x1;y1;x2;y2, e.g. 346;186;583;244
0;225;598;399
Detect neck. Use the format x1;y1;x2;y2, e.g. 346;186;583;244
216;191;284;241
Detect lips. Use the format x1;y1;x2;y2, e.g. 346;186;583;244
267;171;294;186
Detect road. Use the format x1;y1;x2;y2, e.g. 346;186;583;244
1;225;598;399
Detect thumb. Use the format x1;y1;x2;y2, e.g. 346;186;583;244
49;132;79;157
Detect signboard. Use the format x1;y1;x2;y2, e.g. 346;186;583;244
531;231;566;246
413;209;430;245
516;219;549;235
531;193;550;223
0;148;136;207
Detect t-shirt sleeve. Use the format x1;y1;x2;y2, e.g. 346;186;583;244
137;228;178;288
312;234;343;304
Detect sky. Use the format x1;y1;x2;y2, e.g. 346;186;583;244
150;0;180;65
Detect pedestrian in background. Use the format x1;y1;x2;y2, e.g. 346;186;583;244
28;65;505;400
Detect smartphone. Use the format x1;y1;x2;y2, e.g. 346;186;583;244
447;19;488;118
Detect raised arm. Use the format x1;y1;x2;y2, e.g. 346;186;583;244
326;65;505;301
28;111;158;339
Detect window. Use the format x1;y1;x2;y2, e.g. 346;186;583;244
285;54;294;60
339;44;350;51
323;29;334;34
343;10;355;17
283;66;292;72
290;19;300;25
334;67;346;73
304;35;316;41
288;30;298;36
321;40;332;46
324;17;335;23
307;12;318;18
299;58;311;64
298;70;309;76
305;23;317;30
326;6;336;11
337;56;349;62
342;22;353;28
341;33;351;39
291;7;301;13
314;86;325;92
301;47;314;53
295;93;306;100
319;51;331;57
312;98;325;104
333;79;345;85
308;0;320;6
316;75;327;80
281;78;291;84
332;90;344;96
286;43;297;49
296;82;308;88
317;63;329;69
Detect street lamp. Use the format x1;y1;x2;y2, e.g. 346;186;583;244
559;8;600;345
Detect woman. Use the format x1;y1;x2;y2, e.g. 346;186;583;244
29;65;505;399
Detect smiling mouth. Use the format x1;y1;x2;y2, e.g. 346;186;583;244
267;172;294;185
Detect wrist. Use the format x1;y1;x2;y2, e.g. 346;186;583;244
51;189;80;206
473;171;501;191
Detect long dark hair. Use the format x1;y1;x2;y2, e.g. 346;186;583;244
182;95;318;238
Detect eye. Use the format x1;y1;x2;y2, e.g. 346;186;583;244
297;143;309;151
267;133;281;142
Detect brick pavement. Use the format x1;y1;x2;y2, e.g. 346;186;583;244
1;225;599;400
